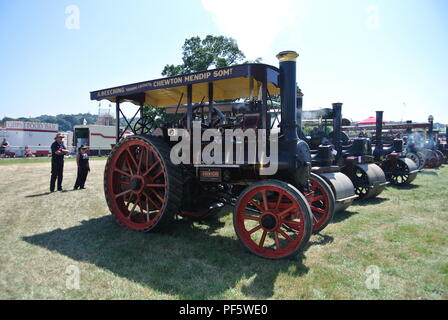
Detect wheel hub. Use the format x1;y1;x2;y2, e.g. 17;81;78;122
130;177;143;191
261;213;278;231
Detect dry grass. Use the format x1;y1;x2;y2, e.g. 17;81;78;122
0;159;447;299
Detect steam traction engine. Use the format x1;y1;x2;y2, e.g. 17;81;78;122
90;51;338;259
371;111;419;185
297;100;357;213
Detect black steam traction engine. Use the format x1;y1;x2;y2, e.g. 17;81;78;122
302;104;389;201
90;51;343;259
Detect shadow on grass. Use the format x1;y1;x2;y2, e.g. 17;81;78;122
331;209;360;224
25;192;53;198
419;170;439;176
25;189;79;198
391;184;419;190
354;197;389;207
22;214;311;299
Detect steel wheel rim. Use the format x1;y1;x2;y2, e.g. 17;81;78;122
235;185;306;259
106;139;167;231
392;161;409;185
306;177;331;232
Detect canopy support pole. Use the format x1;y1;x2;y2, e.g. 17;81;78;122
116;99;121;143
187;84;193;131
208;83;214;126
261;81;268;130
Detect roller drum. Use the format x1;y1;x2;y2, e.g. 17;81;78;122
341;163;387;200
319;172;357;213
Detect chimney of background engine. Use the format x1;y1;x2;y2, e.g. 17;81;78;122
332;103;343;160
277;51;299;142
376;111;384;149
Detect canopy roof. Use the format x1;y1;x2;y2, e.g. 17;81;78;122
90;64;280;108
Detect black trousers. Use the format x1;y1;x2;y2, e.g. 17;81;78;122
50;161;64;191
74;167;89;189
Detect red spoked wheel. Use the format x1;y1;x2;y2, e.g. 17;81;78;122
233;180;313;260
104;135;181;232
305;173;335;234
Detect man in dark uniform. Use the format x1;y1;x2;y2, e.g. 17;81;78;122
50;134;70;192
74;145;90;190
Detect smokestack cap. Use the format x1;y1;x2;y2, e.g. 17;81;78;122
277;51;299;62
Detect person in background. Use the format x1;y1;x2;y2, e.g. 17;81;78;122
50;133;70;192
74;145;90;190
0;138;10;158
24;145;33;157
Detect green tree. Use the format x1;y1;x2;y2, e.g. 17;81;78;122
162;35;246;77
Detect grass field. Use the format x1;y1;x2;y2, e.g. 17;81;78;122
0;159;447;299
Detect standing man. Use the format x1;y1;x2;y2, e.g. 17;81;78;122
0;138;10;158
50;133;70;192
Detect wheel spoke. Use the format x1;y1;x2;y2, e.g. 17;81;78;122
278;228;294;243
275;192;284;211
142;190;161;210
242;215;261;222
128;201;138;220
282;220;301;232
126;149;138;174
312;195;326;202
278;206;296;218
310;206;326;215
249;200;265;213
274;232;281;250
137;148;145;175
146;184;166;188
259;230;268;247
148;188;164;203
248;225;262;235
114;189;132;199
125;158;134;176
261;190;269;211
149;168;164;182
114;168;131;177
143;159;161;177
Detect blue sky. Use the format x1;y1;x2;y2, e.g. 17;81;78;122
0;0;447;123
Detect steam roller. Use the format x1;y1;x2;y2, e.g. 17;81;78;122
331;103;388;201
296;95;357;214
311;145;357;213
372;111;419;186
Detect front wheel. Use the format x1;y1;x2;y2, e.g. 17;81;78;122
233;180;313;260
305;173;336;234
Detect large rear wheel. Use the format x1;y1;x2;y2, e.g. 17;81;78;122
233;180;313;260
104;135;182;232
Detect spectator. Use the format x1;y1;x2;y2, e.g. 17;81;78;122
0;138;10;157
24;145;33;157
50;133;70;192
74;145;90;190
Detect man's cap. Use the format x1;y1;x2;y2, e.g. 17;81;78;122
54;133;64;139
79;145;88;149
